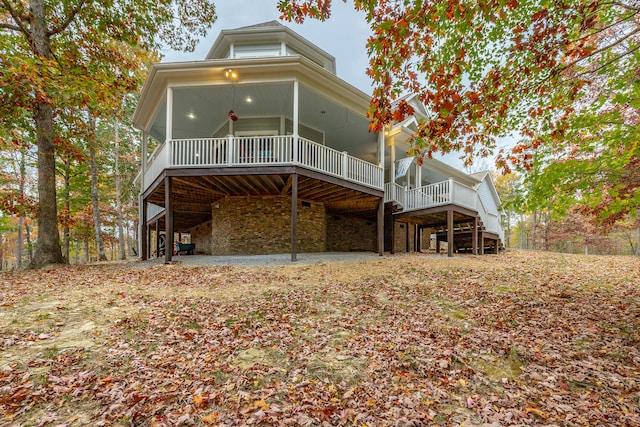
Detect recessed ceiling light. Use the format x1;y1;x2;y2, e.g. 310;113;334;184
245;97;252;103
186;112;196;120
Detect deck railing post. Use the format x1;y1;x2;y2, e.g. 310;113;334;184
166;140;172;167
449;178;454;204
227;135;234;165
342;151;348;178
293;136;298;164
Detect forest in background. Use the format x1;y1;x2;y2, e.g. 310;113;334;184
1;0;639;268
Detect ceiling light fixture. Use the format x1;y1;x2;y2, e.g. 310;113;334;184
225;69;238;80
186;112;196;120
245;97;252;103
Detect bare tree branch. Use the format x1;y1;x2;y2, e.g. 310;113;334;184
562;26;640;71
569;9;639;46
0;0;30;37
0;22;21;31
601;1;640;12
47;0;88;37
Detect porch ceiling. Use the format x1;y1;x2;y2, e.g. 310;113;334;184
149;82;379;164
146;168;382;230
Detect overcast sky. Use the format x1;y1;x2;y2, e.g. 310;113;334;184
162;1;373;94
160;2;500;170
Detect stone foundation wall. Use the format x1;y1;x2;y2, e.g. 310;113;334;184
189;220;213;255
210;196;325;255
393;221;416;253
326;215;376;252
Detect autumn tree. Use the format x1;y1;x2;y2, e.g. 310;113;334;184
278;0;639;226
0;0;216;267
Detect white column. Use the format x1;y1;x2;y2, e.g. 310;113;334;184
416;163;422;188
378;131;385;188
141;130;148;190
390;137;396;184
166;87;173;166
292;80;299;162
166;87;173;142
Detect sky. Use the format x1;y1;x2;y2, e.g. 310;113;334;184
160;2;498;171
161;1;373;94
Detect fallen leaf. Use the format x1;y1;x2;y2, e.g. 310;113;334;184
200;413;219;425
253;398;270;411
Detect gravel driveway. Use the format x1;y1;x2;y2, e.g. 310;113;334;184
140;251;386;267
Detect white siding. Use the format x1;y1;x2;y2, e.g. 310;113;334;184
477;179;499;214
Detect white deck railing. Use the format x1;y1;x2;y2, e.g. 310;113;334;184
142;136;383;191
384;179;503;239
384;182;406;207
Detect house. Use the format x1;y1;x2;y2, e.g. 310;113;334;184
132;21;504;263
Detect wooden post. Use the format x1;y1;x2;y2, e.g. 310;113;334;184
436;238;441;254
164;176;173;264
155;218;160;258
417;226;422;252
447;208;454;257
141;198;148;260
405;222;410;253
377;198;384;256
291;173;298;262
472;216;478;255
390;220;395;254
480;232;485;255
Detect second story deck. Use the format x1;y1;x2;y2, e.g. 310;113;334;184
140;135;384;194
385;180;504;242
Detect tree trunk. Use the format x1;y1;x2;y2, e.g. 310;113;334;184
83;238;89;263
115;120;126;260
62;158;71;263
17;149;26;269
31;0;63;267
543;212;550;251
531;210;539;250
634;208;640;256
25;221;34;264
0;233;4;271
88;114;107;261
505;209;512;248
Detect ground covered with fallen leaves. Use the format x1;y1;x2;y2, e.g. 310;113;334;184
1;250;639;426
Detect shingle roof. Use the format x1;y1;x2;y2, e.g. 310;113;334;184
235;20;283;30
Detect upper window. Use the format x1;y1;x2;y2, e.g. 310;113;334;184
233;43;282;59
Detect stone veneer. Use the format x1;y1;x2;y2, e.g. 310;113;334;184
326;215;376;252
188;220;212;254
393;221;416;253
207;196;326;255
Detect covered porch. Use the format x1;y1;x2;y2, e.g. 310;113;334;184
134;59;386;262
141;166;385;263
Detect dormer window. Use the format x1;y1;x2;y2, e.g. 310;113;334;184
233;43;282;59
206;21;337;74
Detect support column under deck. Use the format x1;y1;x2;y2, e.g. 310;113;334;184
447;209;454;257
155;218;160;258
377;198;384;256
164;176;173;264
472;216;478;255
141;198;148;260
291;173;298;262
390;219;395;254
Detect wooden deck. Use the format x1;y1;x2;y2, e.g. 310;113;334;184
384;181;503;256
